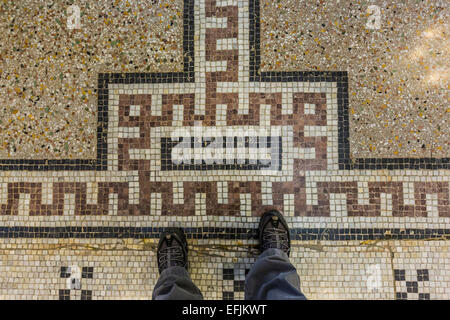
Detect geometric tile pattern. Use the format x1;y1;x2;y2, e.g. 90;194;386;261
392;240;450;300
59;266;93;300
0;0;448;301
394;269;430;300
0;180;447;217
0;239;448;300
0;0;448;239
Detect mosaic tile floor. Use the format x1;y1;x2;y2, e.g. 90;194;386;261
0;0;449;300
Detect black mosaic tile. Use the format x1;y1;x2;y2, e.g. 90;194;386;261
233;280;245;292
406;281;419;293
418;293;430;300
223;268;235;281
59;289;71;300
222;292;234;300
417;269;429;282
395;292;408;300
60;267;70;279
82;267;94;279
81;290;92;300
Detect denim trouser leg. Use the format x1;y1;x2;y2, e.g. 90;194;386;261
152;266;204;300
245;248;307;300
153;249;306;300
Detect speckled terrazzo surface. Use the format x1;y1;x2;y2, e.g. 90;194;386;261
0;0;183;159
261;0;449;158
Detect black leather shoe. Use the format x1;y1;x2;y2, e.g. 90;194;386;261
258;210;291;256
157;228;188;274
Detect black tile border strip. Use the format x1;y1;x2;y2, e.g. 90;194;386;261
0;0;195;171
249;0;449;170
0;226;448;241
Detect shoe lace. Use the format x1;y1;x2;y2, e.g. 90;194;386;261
262;227;290;252
158;246;185;268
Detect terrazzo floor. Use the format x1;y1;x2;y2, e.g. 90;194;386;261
0;0;448;300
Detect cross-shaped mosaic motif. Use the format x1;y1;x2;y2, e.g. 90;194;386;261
98;0;448;221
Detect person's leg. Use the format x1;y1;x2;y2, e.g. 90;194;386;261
152;266;203;300
152;227;204;300
245;248;306;300
245;209;307;300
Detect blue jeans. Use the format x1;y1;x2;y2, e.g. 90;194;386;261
152;248;307;300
